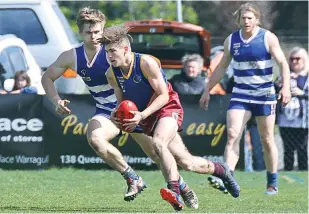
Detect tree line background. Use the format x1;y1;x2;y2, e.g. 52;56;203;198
58;1;308;49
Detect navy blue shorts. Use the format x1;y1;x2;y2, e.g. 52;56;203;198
227;101;276;117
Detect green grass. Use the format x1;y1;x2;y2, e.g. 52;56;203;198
0;169;307;213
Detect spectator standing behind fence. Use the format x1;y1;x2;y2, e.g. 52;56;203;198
0;71;38;94
170;54;206;95
276;46;308;171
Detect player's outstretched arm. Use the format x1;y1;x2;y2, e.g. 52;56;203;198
41;49;74;114
139;56;169;119
207;37;233;91
200;37;232;110
267;31;291;105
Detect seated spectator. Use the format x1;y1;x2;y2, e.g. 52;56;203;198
0;71;37;94
276;46;308;171
170;54;206;95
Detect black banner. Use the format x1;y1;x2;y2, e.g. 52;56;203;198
0;95;48;169
0;94;244;170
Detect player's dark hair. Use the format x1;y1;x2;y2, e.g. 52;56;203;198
101;24;133;46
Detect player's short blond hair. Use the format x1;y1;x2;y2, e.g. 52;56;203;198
76;7;106;32
234;3;261;27
101;24;132;46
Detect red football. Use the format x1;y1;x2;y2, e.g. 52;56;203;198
115;100;138;123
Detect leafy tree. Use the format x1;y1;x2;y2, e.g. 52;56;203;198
58;0;198;33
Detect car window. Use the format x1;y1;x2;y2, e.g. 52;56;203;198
0;50;14;85
0;46;29;87
130;33;203;61
164;68;182;80
0;9;47;44
6;46;28;72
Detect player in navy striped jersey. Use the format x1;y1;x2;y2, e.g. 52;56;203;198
200;3;291;195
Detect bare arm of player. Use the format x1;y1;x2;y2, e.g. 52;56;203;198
105;67;123;128
267;32;291;106
41;49;74;114
122;56;169;132
200;37;232;109
139;56;169;119
207;38;232;91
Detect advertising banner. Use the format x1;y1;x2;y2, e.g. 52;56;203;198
0;94;244;170
0;95;48;169
42;94;244;170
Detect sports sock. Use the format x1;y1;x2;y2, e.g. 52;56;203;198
212;162;225;178
167;180;181;195
178;175;188;193
267;171;278;187
121;166;139;181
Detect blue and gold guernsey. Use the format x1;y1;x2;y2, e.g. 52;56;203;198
110;53;168;111
74;44;117;117
228;27;276;116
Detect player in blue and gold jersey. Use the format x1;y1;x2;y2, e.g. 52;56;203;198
102;24;240;211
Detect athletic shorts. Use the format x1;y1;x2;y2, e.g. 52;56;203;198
139;83;184;136
227;101;276;117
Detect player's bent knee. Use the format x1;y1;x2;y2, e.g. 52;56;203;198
87;132;107;152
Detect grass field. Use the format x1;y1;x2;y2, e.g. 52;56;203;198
0;169;307;213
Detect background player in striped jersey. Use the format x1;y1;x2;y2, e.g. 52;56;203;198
41;7;199;207
200;3;291;194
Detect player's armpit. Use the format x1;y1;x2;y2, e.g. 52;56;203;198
44;49;75;81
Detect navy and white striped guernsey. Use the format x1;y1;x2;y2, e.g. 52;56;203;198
229;27;276;104
74;44;117;116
